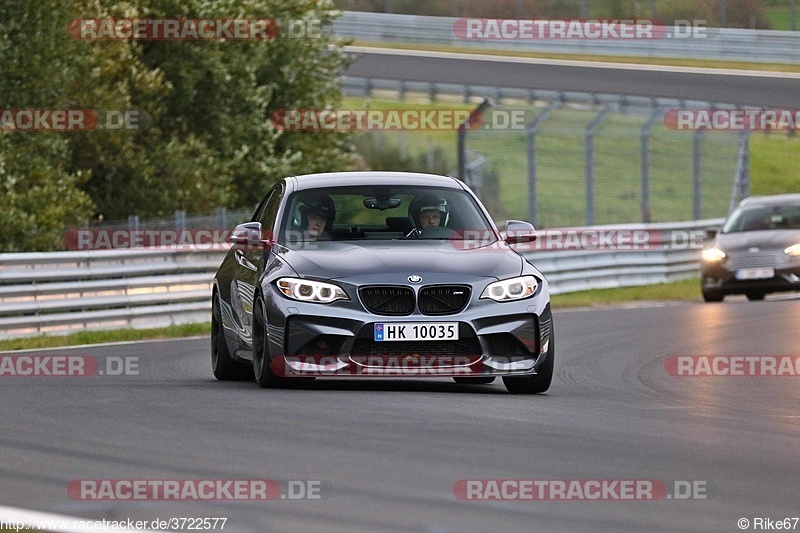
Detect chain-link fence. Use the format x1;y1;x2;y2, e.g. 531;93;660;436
86;207;255;232
462;101;747;229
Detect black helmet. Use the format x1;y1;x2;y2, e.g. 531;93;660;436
409;194;449;227
299;195;336;229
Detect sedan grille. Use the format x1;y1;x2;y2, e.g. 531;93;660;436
359;286;415;316
418;285;471;315
726;252;789;270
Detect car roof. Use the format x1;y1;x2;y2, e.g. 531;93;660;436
739;193;800;207
288;171;465;191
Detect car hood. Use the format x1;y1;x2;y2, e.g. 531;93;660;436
277;240;523;282
716;230;800;253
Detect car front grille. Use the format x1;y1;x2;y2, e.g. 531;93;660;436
418;285;471;315
726;252;789;270
359;286;415;315
350;338;482;359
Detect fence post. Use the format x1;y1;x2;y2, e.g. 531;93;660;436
641;109;663;223
526;100;561;227
585;106;612;226
457;98;492;182
693;129;704;219
175;210;187;230
127;215;140;231
729;131;751;213
216;207;227;230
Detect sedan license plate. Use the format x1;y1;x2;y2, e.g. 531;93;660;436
735;267;775;280
374;323;458;342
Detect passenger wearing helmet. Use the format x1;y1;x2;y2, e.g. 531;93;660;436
409;194;449;230
298;195;336;240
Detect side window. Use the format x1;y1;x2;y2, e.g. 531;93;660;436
258;186;283;231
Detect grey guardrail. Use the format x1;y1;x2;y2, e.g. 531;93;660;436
0;219;721;339
335;11;800;64
0;249;226;339
527;218;724;294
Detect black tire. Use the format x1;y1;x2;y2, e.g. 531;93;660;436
746;292;766;301
453;377;496;384
503;333;555;395
211;292;251;381
252;295;290;389
702;291;725;302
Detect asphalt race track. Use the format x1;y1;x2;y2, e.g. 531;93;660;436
344;47;800;108
3;299;800;532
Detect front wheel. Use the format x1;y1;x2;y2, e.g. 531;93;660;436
252;295;290;388
702;290;725;302
746;292;766;301
211;292;251;381
503;334;555;395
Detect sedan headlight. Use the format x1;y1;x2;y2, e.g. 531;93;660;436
701;248;726;262
785;244;800;257
276;278;348;304
481;275;539;302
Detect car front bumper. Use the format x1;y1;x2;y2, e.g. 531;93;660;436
263;285;553;378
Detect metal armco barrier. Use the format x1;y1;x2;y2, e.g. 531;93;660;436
0;219;722;339
335;11;800;64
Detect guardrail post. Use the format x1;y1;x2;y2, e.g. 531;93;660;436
641;109;663;223
127;215;140;231
526;100;561;227
693;129;704;219
585;106;612;226
429;83;437;102
175;210;187;230
215;207;228;230
398;80;406;101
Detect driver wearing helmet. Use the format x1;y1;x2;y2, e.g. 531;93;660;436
298;195;336;240
409;193;449;231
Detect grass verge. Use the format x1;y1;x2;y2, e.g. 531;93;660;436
0;322;209;352
551;278;701;308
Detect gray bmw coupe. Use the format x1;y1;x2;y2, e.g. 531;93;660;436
211;172;554;394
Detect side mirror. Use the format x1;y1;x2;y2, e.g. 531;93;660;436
705;227;719;240
504;220;537;245
230;222;272;250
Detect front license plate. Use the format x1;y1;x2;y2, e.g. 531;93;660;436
374;323;459;342
735;267;775;280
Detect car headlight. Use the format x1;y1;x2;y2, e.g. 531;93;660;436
785;244;800;257
481;275;539;302
276;278;348;304
701;248;726;262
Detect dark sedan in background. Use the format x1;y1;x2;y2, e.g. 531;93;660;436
211;172;554;394
701;194;800;302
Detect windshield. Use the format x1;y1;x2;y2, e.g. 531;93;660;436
722;203;800;233
279;185;497;244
